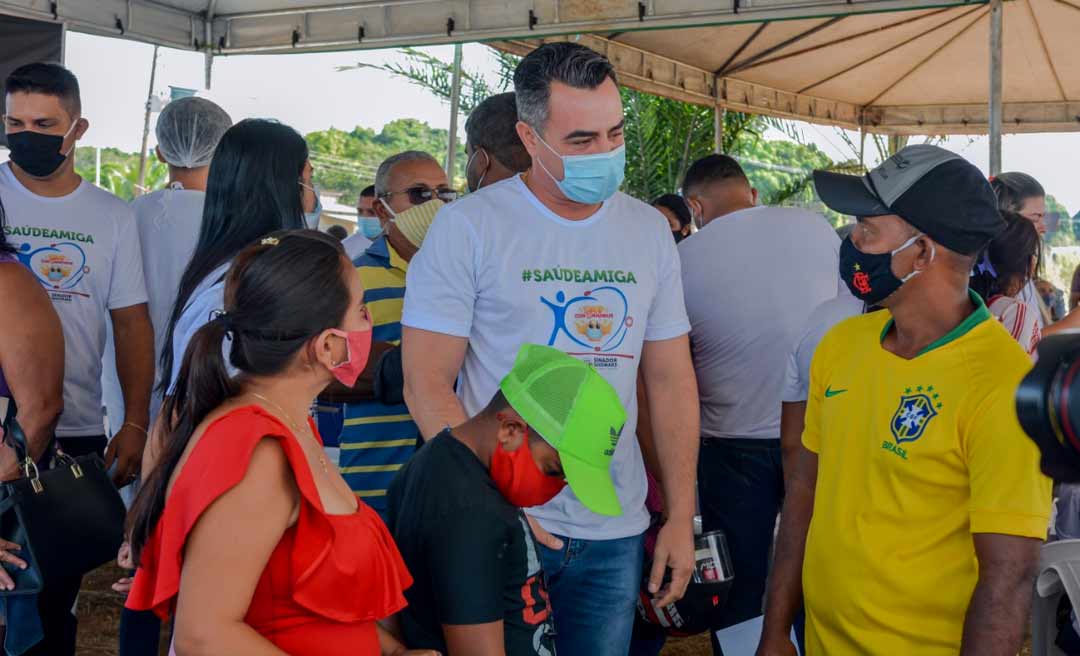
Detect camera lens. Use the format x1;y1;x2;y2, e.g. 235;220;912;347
1017;333;1080;481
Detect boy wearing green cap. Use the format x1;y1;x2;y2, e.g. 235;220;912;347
387;344;627;655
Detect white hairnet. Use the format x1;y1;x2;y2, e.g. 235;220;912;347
155;97;232;169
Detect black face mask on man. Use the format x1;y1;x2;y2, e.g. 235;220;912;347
7;119;78;178
839;233;933;306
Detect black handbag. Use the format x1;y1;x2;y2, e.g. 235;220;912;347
0;401;126;595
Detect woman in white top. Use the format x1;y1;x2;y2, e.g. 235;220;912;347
970;211;1042;358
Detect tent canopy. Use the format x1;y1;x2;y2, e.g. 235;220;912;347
1;0;1074;135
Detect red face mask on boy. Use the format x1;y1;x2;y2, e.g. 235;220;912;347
489;428;567;508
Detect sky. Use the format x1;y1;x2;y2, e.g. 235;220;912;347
19;31;1080;213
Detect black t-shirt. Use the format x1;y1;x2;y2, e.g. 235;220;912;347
387;430;557;655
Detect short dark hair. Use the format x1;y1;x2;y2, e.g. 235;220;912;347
360;185;376;198
990;172;1045;213
4;62;81;117
466;92;531;173
652;194;692;229
682;154;750;196
481;389;512;418
514;43;617;129
326;225;349;241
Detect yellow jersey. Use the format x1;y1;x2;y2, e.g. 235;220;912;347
801;292;1051;655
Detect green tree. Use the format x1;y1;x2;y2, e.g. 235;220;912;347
73;146;168;200
1046;194;1075;247
305;119;466;205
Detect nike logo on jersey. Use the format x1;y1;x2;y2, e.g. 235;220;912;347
825;386;848;398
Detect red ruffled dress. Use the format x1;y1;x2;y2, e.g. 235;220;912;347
126;406;412;655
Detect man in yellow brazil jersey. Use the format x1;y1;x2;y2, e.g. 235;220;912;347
756;145;1052;656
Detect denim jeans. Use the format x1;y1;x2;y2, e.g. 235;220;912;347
698;437;804;655
538;532;645;656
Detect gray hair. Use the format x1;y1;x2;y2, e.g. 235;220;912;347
513;43;618;131
374;150;441;197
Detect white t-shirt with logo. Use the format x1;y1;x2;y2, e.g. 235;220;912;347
781;292;864;403
102;186;204;433
679;205;842;440
402;175;690;540
0;164;148;437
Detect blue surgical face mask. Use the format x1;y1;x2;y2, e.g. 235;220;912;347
533;130;625;205
300;181;321;229
358;217;383;239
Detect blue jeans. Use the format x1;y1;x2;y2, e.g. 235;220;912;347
698;438;804;655
538;532;645;656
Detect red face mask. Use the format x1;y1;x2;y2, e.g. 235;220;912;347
326;327;373;387
489;430;567;508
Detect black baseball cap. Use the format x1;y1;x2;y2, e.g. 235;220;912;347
814;145;1004;255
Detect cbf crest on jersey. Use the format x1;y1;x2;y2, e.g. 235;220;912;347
890;385;943;444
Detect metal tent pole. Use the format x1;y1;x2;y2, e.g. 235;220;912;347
446;43;464;181
714;106;725;154
136;45;160;197
989;0;1003;175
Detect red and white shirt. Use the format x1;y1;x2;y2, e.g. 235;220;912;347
988;294;1041;358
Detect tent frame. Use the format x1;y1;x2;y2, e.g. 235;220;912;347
0;0;1019;158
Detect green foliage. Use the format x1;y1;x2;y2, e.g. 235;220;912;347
73;147;168;201
1046;194;1076;247
305;119;466;204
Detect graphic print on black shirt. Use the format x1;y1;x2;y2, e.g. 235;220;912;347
387;431;557;655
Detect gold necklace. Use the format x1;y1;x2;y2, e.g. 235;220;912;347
250;392;327;473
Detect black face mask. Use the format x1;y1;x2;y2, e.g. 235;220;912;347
839;234;925;306
6;124;76;178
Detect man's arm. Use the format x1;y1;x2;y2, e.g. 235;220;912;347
641;335;699;606
401;326;468;440
958;533;1042;656
443;622;505;656
779;402;807;492
757;445;818;656
107;303;154;486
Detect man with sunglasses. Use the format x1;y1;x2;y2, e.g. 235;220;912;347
372;150;458;230
317;150;457;520
402;43;699;656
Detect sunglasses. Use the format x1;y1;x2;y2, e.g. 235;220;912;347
382;185;459;205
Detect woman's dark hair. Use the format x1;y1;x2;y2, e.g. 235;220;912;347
129;230;351;563
652;193;692;230
990;172;1045;214
971;211;1043;302
159;119;309;393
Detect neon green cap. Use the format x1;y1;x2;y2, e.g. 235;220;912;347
499;344;627;516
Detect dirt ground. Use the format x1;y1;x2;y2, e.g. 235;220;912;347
75;565;712;655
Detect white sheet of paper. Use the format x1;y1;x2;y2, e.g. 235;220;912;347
715;615;801;656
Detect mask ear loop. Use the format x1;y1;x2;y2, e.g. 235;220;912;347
896;234;935;283
61;117;81;157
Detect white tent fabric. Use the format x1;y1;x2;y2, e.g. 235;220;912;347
0;0;1075;134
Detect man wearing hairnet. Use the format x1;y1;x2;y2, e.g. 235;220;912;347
101;94;232;655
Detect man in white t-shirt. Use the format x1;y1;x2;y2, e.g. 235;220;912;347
2;62;154;656
679;154;841;650
402;43;699;656
102;96;231;437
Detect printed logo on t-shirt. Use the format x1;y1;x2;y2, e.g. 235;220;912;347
516;515;556;655
538;284;636;370
882;384;944;460
5;226;95;300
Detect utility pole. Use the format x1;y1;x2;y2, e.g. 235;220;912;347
988;0;1004;175
446;44;464;182
136;45;160;196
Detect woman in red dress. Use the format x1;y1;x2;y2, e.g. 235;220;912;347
125;230;433;656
